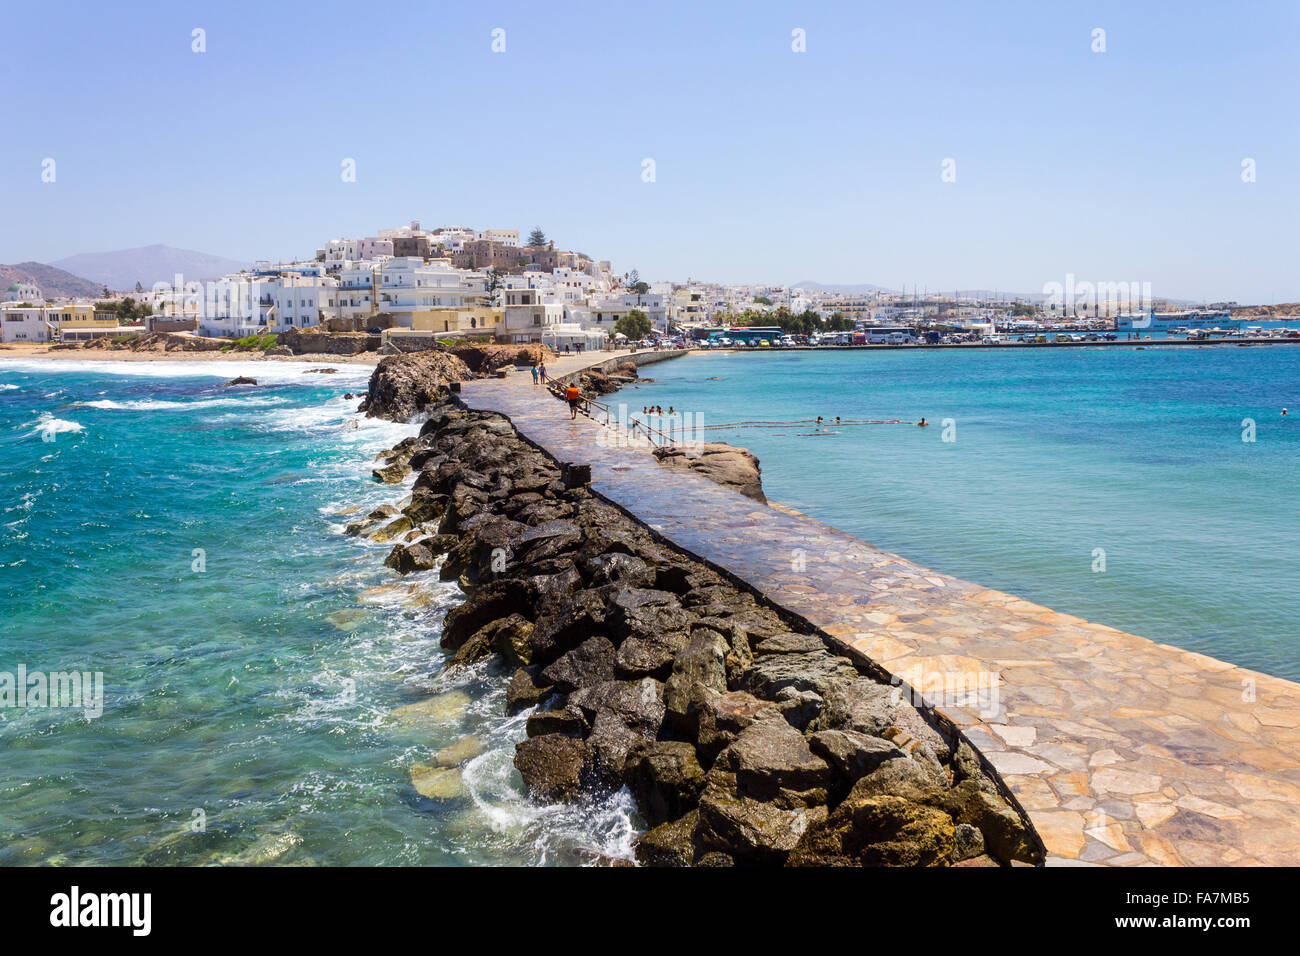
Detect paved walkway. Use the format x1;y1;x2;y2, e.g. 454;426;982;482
461;353;1300;866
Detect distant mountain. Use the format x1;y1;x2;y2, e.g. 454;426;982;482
50;244;251;292
0;261;103;300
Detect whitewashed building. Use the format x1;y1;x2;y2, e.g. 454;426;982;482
1;305;51;342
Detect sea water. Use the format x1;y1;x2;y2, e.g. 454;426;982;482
630;345;1300;681
0;359;635;865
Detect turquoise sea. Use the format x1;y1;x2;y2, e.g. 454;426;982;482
631;345;1300;681
0;359;635;866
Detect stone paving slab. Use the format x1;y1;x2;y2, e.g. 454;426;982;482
461;356;1300;866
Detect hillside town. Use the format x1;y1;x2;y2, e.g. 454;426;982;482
0;220;1279;349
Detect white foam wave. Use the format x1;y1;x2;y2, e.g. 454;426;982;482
80;396;291;412
0;384;18;391
0;358;373;387
23;413;84;438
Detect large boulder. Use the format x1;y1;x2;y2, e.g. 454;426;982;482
653;442;767;503
715;716;833;802
624;741;707;826
695;770;828;864
663;628;729;736
384;540;437;575
361;351;472;422
514;734;588;802
540;635;617;691
634;811;699;867
786;793;956;867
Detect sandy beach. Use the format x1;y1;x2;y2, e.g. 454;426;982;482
0;341;380;365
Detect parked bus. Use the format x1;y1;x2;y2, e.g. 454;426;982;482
861;326;918;344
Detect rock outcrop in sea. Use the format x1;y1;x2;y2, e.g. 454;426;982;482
355;390;1044;867
653;443;767;503
359;352;474;421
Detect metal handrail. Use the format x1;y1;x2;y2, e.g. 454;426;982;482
547;382;680;448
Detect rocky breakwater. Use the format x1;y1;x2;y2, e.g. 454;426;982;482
571;360;644;397
354;395;1043;867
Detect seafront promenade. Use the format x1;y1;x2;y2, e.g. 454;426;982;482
461;349;1300;866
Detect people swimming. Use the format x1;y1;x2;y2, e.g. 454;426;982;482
917;417;929;427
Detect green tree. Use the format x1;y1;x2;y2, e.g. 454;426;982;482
527;227;547;247
624;269;650;296
484;267;503;300
826;311;853;332
753;295;773;306
615;309;653;340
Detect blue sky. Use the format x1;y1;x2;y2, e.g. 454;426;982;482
4;0;1299;300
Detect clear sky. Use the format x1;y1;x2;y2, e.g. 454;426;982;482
4;0;1299;301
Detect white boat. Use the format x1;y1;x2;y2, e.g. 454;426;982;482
1116;309;1239;331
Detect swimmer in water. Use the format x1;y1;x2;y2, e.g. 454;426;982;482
1284;408;1289;416
816;416;824;426
918;417;929;427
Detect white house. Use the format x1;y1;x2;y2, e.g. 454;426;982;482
376;258;485;325
1;305;51;342
582;293;669;333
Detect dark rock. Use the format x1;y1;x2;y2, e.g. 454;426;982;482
362;352;472;422
614;631;690;680
808;729;905;784
384;540;436;575
505;668;551;715
752;632;826;656
775;688;824;730
663;628;729;736
561;462;591;488
224;376;257;386
439;579;535;651
633;811;699;867
540;635;616;692
624;741;707;826
696;690;781;765
583;553;655;589
739;650;861;699
786;793;956;867
812;678;900;736
582;710;651;792
953;822;986;862
514;735;588;802
527;587;610;666
403;489;449;524
484;614;536;666
567;678;665;737
526;705;588;738
715;717;833;800
695;769;828;864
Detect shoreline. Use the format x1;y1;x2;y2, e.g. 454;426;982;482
457;350;1300;866
0;342;380;365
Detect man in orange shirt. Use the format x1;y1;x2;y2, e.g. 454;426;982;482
565;384;581;419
